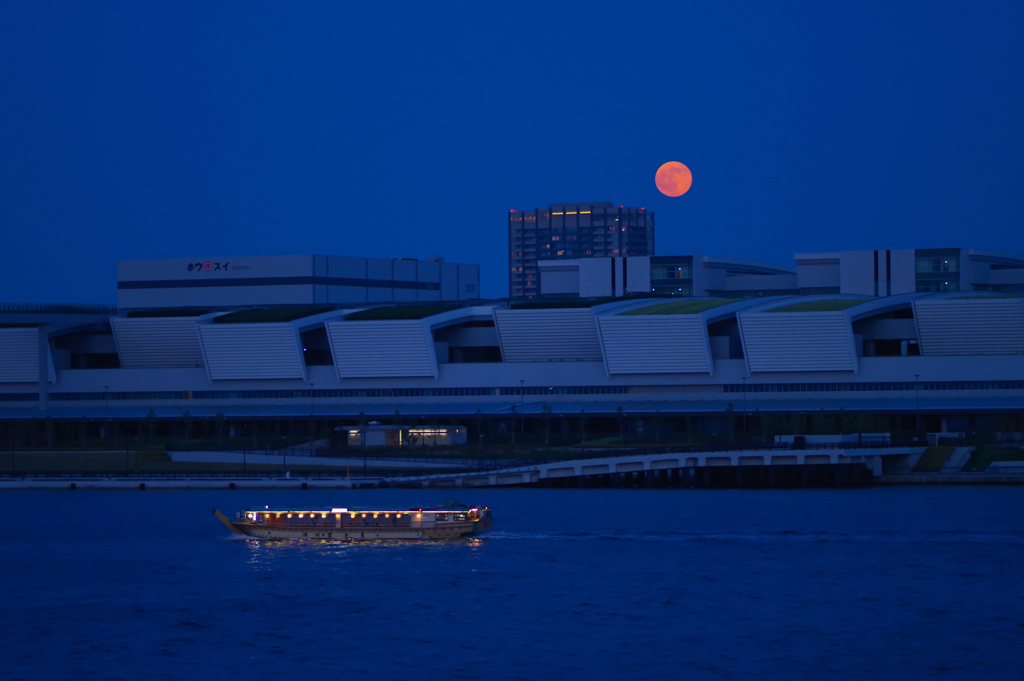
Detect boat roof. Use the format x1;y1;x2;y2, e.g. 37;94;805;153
247;503;480;513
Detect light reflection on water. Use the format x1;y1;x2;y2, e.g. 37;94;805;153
2;487;1023;680
242;535;487;566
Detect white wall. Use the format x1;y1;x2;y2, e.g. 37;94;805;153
118;255;313;284
889;249;916;295
988;269;1024;285
119;255;479;308
839;251;876;296
539;266;580;296
701;267;727;292
713;272;798;292
625;257;650;295
579;259;613;298
959;252;989;292
796;259;840;289
457;264;480;300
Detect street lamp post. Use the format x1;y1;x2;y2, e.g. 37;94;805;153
741;377;747;436
914;374;921;436
519;379;525;441
308;381;315;456
103;385;110;447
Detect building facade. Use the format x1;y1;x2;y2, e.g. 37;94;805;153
541;248;1024;300
3;245;1024;439
118;255;480;310
794;248;1024;297
539;255;797;299
509;202;654;298
3;291;1024;433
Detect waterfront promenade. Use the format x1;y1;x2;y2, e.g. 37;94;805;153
4;442;1023;489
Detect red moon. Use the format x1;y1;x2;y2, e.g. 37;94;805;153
655;161;692;197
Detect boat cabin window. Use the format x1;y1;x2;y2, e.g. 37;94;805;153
453;513;467;522
435;513;448;522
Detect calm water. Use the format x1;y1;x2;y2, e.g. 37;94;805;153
2;487;1023;680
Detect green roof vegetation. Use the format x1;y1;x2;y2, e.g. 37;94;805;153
509;297;627;310
125;309;212;318
344;305;461;321
961;446;1024;472
620;299;732;315
213;307;335;324
911;446;955;473
767;299;867;313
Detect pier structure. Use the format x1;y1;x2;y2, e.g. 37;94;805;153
387;445;918;489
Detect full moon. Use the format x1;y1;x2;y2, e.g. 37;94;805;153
655;161;692;197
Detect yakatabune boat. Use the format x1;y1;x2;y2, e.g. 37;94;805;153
214;499;492;540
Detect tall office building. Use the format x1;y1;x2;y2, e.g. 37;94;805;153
508;202;654;298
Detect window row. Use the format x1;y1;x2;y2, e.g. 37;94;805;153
12;380;1024;404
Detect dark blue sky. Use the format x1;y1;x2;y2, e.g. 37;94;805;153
2;2;1023;303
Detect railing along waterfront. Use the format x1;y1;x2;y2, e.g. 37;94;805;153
250;439;917;460
0;302;117;314
0;439;922;479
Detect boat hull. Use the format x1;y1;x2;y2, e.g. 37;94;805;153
231;519;491;541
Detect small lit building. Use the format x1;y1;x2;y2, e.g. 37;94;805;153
340;424;467;448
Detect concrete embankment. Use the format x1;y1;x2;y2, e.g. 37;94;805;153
880;474;1024;485
0;476;367;490
7;446;1024;489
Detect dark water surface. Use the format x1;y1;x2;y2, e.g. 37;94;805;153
2;487;1023;680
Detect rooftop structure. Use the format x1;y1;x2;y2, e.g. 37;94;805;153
2;245;1024;438
2;291;1023;432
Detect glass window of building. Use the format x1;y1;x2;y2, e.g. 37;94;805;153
915;248;960;292
650;256;694;296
